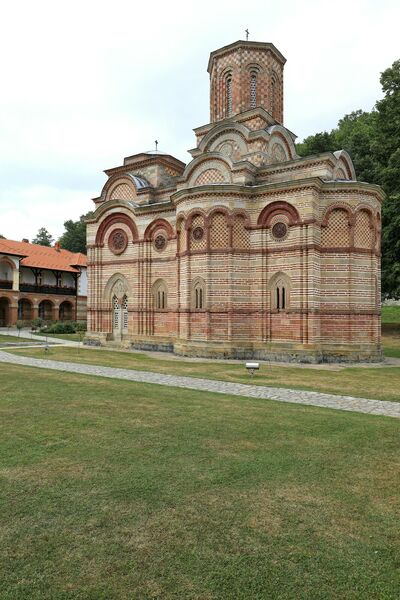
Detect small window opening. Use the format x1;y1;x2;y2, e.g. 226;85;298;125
250;73;257;108
226;76;232;116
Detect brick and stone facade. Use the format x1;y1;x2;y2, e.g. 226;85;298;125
86;40;383;362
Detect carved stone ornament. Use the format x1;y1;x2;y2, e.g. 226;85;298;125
112;280;126;300
154;234;167;251
192;226;204;241
271;222;288;240
109;228;128;255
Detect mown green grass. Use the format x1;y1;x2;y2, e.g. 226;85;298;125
7;344;400;402
0;333;33;344
0;363;399;599
382;305;400;324
35;331;83;341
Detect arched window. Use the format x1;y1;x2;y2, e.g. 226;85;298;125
152;280;168;310
17;298;32;321
192;278;206;310
250;72;257;108
268;273;291;312
226;75;232;116
271;75;277;116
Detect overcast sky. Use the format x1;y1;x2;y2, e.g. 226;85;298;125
0;0;399;242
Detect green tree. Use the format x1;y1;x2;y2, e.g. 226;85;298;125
296;131;336;156
295;58;400;297
32;227;54;247
0;234;5;239
374;59;400;196
59;212;93;254
381;194;400;298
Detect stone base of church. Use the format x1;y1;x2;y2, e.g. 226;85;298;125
85;332;382;363
173;340;383;363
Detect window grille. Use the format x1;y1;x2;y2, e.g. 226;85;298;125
250;73;257;108
122;295;128;331
226;76;232;116
113;296;120;331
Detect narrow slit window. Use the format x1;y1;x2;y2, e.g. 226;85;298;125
282;287;286;310
276;288;280;310
226;76;232;116
250;73;257;108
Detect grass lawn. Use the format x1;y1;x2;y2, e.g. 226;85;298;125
0;333;35;344
0;363;398;599
34;332;83;342
382;305;400;324
382;305;400;358
7;344;400;403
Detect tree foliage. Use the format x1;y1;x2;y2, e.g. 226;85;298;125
296;59;400;298
32;227;54;247
59;212;93;255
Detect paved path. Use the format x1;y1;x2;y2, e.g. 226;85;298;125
0;328;80;346
1;350;399;419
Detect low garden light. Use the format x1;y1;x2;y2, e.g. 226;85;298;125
245;362;260;376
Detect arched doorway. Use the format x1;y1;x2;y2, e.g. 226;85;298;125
18;298;32;321
0;297;10;326
39;300;53;321
59;301;73;321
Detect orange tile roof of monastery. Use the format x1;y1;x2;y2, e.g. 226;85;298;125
0;239;87;273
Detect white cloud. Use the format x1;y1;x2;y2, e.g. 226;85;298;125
0;0;399;240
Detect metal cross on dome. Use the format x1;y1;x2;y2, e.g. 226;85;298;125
245;29;249;41
155;140;158;152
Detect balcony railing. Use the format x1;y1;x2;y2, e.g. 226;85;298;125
19;283;77;296
0;279;12;290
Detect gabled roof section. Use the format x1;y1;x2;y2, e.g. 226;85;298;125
0;239;87;272
104;152;186;177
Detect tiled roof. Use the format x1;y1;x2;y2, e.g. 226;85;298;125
0;239;87;273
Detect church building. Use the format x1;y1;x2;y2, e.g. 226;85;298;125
86;39;383;362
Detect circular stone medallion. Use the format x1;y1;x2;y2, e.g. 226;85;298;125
109;228;128;254
192;226;204;241
271;222;288;240
154;234;167;251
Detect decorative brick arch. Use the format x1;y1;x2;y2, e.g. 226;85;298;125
184;209;208;230
144;218;175;241
206;206;232;227
95;213;139;246
103;273;132;302
0;256;16;270
100;173;149;202
257;201;300;227
321;204;354;227
354;207;375;249
232;209;251;228
183;153;233;186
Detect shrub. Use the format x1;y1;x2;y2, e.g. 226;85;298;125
31;318;44;331
41;321;76;334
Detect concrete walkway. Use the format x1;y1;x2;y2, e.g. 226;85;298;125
0;350;399;419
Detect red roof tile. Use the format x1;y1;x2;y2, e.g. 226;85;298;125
0;239;87;273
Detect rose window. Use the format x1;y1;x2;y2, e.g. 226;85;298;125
109;229;128;254
192;226;204;241
154;234;167;251
271;222;288;240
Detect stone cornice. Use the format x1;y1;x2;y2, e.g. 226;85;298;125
172;177;384;206
207;40;286;73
